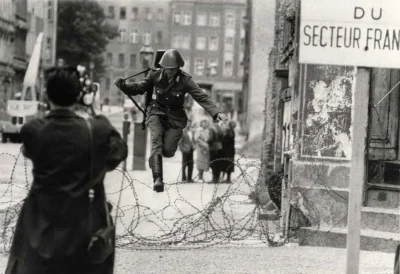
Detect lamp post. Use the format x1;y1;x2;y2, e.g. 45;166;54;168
140;44;155;76
89;61;95;81
132;45;154;171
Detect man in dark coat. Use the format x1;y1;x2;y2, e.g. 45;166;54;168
6;66;128;274
114;49;226;192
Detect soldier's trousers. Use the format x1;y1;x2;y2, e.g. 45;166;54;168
146;114;184;158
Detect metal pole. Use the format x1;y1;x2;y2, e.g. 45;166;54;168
346;67;370;274
122;112;130;171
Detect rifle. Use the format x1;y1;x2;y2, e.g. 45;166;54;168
121;68;155;130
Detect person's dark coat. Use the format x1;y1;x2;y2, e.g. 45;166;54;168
221;128;235;173
208;123;224;172
5;108;128;274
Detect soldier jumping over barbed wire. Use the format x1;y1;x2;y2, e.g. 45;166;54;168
114;49;227;193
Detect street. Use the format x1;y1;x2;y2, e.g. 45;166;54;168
0;111;395;273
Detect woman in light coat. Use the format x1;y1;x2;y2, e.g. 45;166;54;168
194;119;210;182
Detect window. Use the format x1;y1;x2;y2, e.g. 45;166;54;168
182;34;191;49
130;30;138;44
145;8;152;20
209;13;220;27
209;36;219;51
108;6;114;19
118;53;125;68
156;31;163;44
132;7;138;20
223;52;233;76
172;34;181;48
226;12;235;29
157;8;164;21
224;61;233;76
120;7;126;20
130;54;137;68
196;36;206;50
119;29;127;42
48;0;53;20
194;58;204;76
208;58;218;68
143;31;152;45
238;52;244;77
183;12;192;25
225;36;234;51
196;13;207;26
173;11;181;24
107;52;113;65
182;58;191;72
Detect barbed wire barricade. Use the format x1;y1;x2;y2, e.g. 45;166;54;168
0;147;287;254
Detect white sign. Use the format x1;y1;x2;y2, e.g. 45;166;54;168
299;0;400;68
7;100;38;116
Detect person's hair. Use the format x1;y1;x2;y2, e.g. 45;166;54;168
45;66;80;107
229;120;237;128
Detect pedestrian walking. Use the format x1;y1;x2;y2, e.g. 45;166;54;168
221;120;236;183
207;120;224;184
178;119;195;182
114;49;227;192
5;66;128;274
195;119;211;182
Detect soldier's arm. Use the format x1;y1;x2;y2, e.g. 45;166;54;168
185;78;220;119
122;72;154;96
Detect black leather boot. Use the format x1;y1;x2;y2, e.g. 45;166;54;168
151;154;164;192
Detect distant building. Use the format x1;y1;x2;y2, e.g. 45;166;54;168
26;0;58;96
13;0;29;96
0;0;16;120
170;0;246;122
97;0;171;106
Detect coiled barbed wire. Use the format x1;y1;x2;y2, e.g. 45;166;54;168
0;146;286;254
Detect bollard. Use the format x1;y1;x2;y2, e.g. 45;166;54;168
132;122;147;170
122;112;130;171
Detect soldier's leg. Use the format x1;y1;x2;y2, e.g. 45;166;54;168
146;115;164;157
162;127;184;158
146;115;165;192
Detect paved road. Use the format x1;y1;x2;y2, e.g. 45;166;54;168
0;111;395;273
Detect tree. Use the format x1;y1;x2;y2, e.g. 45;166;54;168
56;0;118;80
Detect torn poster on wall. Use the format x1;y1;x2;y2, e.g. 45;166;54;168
301;65;354;160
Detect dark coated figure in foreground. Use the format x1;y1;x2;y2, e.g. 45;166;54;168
114;49;227;192
6;66;128;274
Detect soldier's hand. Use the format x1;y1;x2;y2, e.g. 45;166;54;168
215;112;228;123
114;77;125;90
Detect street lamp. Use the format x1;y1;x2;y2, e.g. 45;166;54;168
132;45;154;171
89;61;95;80
140;44;155;72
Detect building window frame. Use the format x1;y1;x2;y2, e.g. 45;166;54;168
196;36;206;50
157;8;164;21
145;8;152;20
132;7;138;20
209;36;219;51
209;12;220;27
194;57;205;76
182;11;192;26
130;53;137;68
120;7;126;20
118;53;125;68
196;12;207;26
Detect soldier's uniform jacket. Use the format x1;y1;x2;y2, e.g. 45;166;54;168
123;69;220;129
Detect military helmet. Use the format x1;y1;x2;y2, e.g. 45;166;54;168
159;49;185;68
